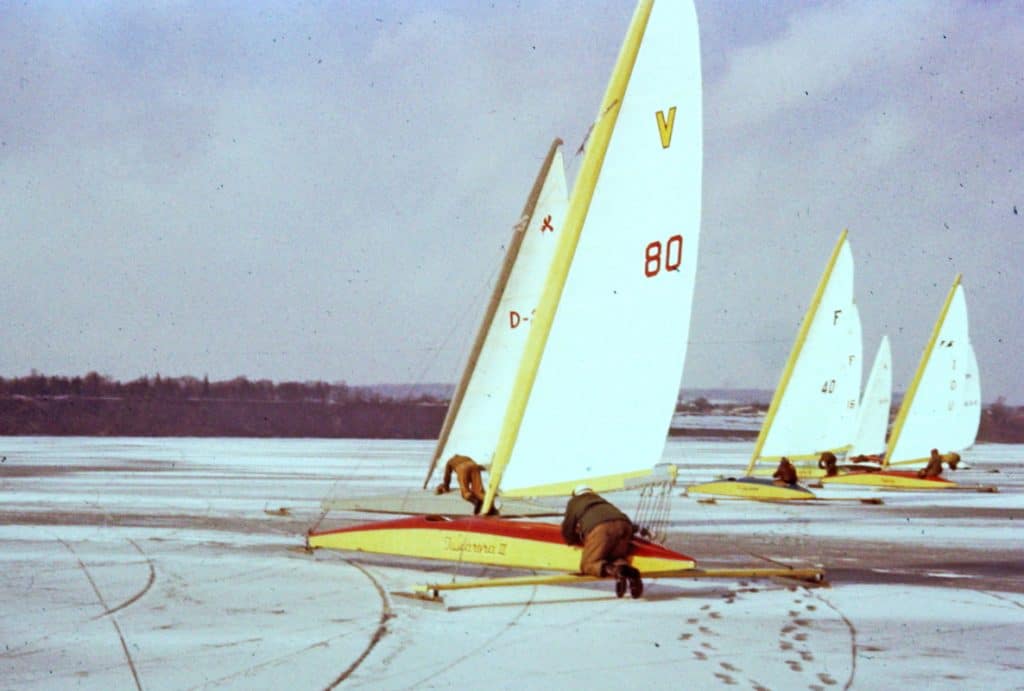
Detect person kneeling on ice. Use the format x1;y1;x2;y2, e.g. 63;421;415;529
773;457;799;486
817;451;838;478
435;454;493;515
918;448;960;478
560;486;642;599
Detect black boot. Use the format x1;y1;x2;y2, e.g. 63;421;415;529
621;565;643;599
605;564;627;598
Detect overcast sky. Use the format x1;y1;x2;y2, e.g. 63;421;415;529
1;1;1021;402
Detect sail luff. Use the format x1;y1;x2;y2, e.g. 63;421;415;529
883;274;962;467
481;0;655;514
745;230;850;474
423;138;565;488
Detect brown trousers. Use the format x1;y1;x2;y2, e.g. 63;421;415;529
579;519;633;577
454;462;485;504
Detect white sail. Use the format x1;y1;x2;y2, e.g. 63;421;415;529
493;0;703;495
848;335;892;457
826;301;862;448
959;343;982;449
887;278;975;465
430;142;568;477
749;232;862;469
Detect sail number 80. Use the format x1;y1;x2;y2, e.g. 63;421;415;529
644;234;684;277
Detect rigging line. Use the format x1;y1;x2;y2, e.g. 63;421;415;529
635;491;650;535
655;483;673;543
401;239;507;396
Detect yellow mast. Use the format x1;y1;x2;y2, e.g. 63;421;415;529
481;0;654;514
423;138;564;488
745;230;849;475
883;274;962;468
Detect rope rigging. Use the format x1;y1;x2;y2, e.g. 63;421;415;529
632;475;675;545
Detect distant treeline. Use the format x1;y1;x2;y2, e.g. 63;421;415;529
0;373;1021;442
0;373;444;438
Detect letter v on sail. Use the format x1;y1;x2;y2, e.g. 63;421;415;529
656;106;677;148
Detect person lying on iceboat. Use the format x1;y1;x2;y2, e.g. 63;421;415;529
918;448;961;479
817;451;839;478
772;457;799;486
435;454;496;515
561;486;643;599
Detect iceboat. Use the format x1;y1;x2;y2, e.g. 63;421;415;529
309;0;704;574
687;231;862;500
823;275;981;490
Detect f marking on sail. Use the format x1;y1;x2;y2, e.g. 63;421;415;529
832;309;842;325
655;106;677;149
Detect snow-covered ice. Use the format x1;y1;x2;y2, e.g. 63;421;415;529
1;437;1021;689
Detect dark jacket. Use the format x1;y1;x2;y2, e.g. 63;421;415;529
773;459;798;485
560;493;630;546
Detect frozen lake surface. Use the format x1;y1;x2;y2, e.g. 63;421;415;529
1;436;1022;689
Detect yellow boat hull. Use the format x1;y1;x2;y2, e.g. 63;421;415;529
820;470;957;490
307;515;696;572
686;477;816;500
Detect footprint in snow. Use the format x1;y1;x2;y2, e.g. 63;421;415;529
817;672;838;686
786;659;803;672
713;672;737;685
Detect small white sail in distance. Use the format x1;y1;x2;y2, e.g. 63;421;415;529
848;335;892;458
885;275;978;466
487;0;703;500
959;343;982;447
424;140;568;486
745;230;862;473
